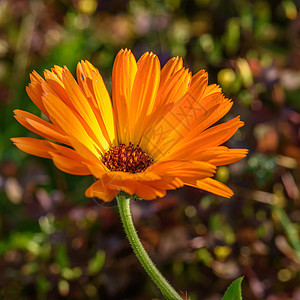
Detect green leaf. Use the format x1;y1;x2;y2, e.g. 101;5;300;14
88;250;106;275
222;277;244;300
272;206;300;261
56;245;69;269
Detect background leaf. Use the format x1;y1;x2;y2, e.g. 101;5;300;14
222;277;243;300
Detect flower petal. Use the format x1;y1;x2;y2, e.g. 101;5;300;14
163;116;244;161
85;175;118;202
76;60;97;103
92;68;116;145
159;56;183;89
150;160;216;182
49;151;91;175
195;178;234;198
11;137;54;158
108;180;167;200
61;67;110;150
43;69;74;108
140;67;191;151
11;137;94;176
42;92;103;160
13;109;69;145
148;70;209;158
129;52;160;145
208;148;249;166
26;71;49;117
112;49;137;144
77;60;116;146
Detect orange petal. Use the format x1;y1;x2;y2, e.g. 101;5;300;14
202;83;222;97
61;67;109;150
140;67;191;150
195;178;234;198
43;69;74;109
150;160;216;182
42;92;103;159
26;71;49;117
51;65;64;80
85;175;118;202
157;67;191;107
129;52;160;145
77;60;116;146
208;148;248;166
48;141;96;165
91;68;115;145
112;49;137;144
161;95;232;161
148;70;209;158
193;116;244;148
164;116;244;161
108;179;167;200
11;137;94;176
76;60;97;102
13;109;69;145
85;170;180;201
49;151;91;175
87;164;108;178
11;137;54;159
159;56;183;89
185;96;233;142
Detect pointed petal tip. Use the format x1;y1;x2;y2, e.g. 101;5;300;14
62;66;69;72
12;109;20;115
238;119;245;127
10;137;18;143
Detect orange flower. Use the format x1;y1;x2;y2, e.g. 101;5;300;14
11;49;247;202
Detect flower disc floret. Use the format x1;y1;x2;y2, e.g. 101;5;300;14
102;143;153;173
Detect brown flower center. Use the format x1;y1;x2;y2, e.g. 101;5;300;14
102;143;153;173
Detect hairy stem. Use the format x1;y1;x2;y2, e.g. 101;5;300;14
116;192;183;300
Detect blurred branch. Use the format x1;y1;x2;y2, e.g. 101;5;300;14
272;206;300;263
12;1;43;82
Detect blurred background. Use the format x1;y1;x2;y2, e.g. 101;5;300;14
0;0;300;299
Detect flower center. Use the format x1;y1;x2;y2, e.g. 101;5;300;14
102;143;153;173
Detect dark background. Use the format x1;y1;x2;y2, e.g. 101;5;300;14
0;0;300;299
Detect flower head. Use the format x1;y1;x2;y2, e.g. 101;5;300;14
12;49;247;202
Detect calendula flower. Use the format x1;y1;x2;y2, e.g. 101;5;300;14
12;49;247;202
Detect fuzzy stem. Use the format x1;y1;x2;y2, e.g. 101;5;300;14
116;192;182;300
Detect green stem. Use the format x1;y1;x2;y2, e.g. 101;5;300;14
117;192;183;300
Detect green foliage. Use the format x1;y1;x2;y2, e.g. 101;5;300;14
247;153;277;186
88;250;106;275
222;277;244;300
56;244;70;269
272;206;300;262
